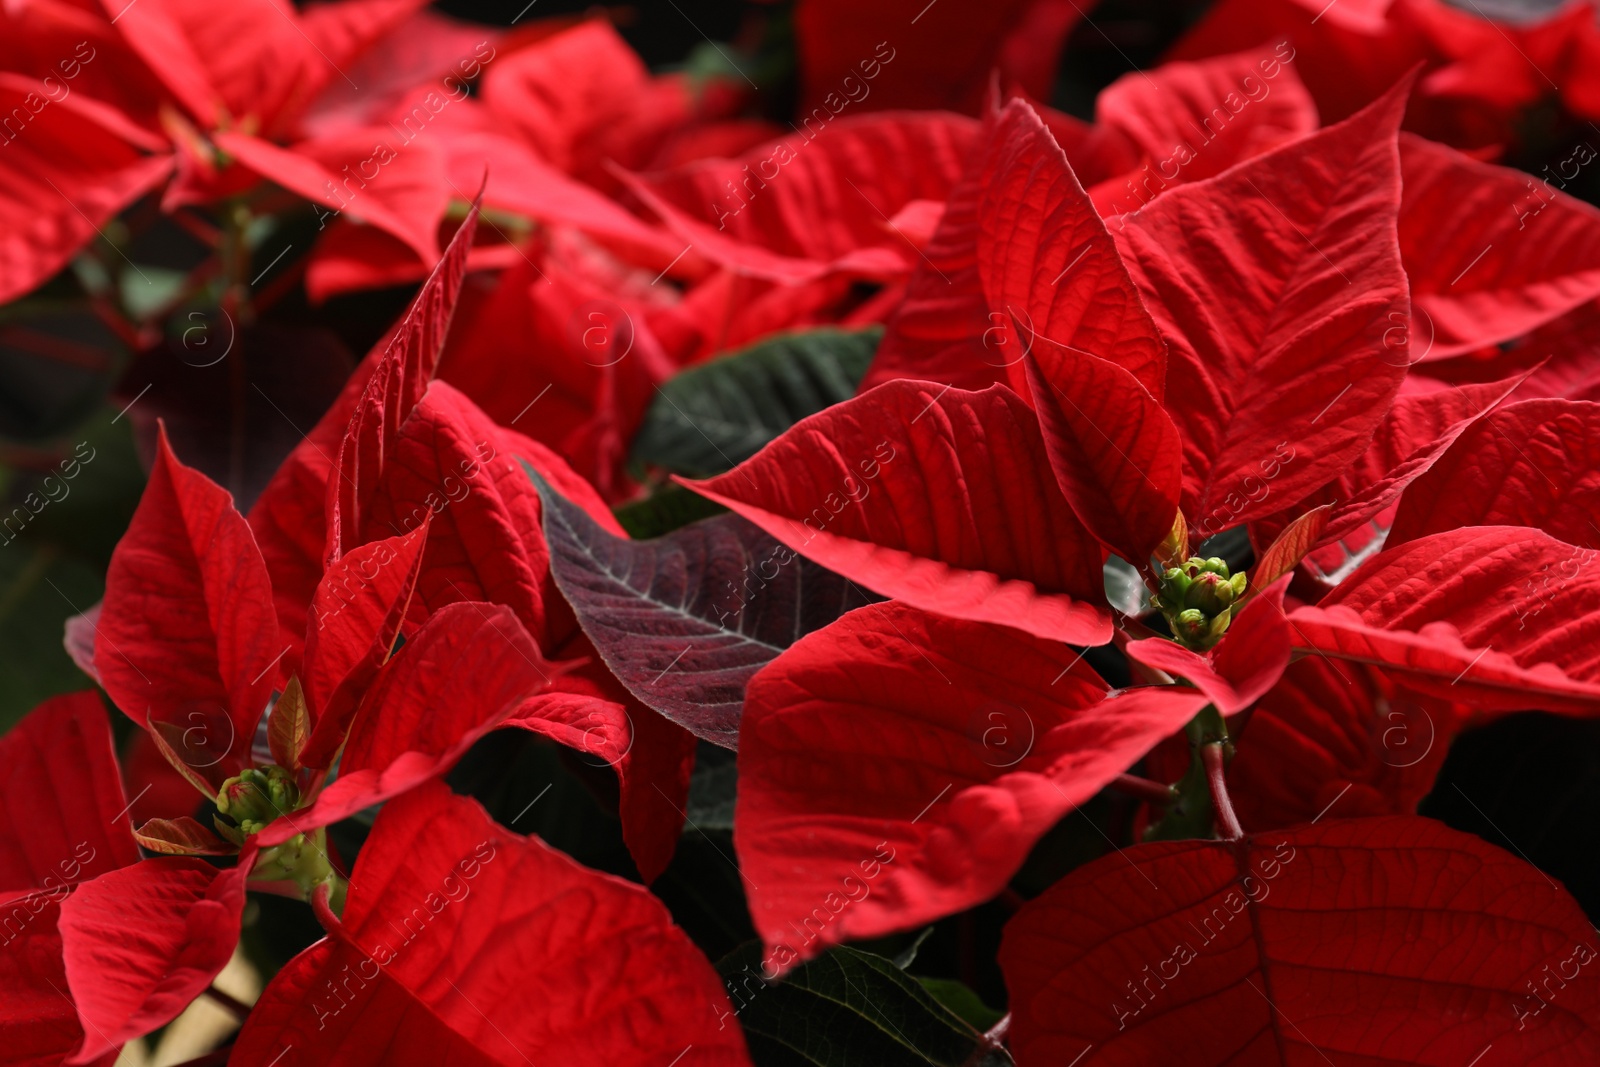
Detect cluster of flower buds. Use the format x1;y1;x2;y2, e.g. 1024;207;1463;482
215;765;299;840
1153;556;1249;651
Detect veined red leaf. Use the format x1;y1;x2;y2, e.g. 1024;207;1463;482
59;858;248;1064
256;602;559;847
1000;816;1600;1065
96;427;283;783
1390;398;1600;549
1117;78;1412;532
267;675;310;772
1399;134;1600;360
736;601;1206;967
1249;505;1331;595
232;783;752;1066
979;99;1166;398
1289;526;1600;713
533;470;872;748
681;380;1112;645
1023;342;1181;566
298;524;429;769
1228;657;1464;830
326;199;479;563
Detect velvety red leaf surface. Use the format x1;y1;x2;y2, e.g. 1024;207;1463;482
95;428;283;783
1389;398;1600;549
1117;81;1412;534
736;601;1206;967
683;380;1112;645
234;783;751;1066
59;858;248;1063
1001;816;1600;1066
1291;526;1600;713
1399;134;1600;359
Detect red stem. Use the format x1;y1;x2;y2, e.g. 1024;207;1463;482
1110;773;1178;807
203;984;251;1019
1202;742;1244;841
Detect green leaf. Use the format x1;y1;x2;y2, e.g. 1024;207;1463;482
686;749;737;832
612;483;727;539
915;978;1005;1033
630;326;882;476
717;942;1012;1067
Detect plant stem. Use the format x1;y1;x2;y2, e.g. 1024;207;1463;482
1202;742;1244;841
1111;773;1178;807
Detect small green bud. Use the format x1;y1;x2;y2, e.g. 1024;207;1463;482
217;765;299;837
1228;571;1248;599
1200;557;1230;578
1183;571;1235;614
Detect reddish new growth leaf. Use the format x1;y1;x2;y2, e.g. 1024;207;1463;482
233;783;751;1066
1117;78;1413;533
682;380;1112;645
1125;576;1293;714
1002;816;1600;1065
736;602;1207;968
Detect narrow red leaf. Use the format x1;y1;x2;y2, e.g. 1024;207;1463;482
681;380;1112;645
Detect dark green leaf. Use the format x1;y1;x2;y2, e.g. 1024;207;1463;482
915;978;1005;1033
613;482;727;539
717;942;1012;1067
631;326;882;476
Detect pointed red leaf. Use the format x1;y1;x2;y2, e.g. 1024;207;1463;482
1289;526;1600;713
96;427;282;782
736;602;1206;967
1248;505;1331;594
257;601;560;847
1279;375;1526;548
59;858;247;1064
267;676;310;772
1399;134;1600;360
298;524;429;768
133;817;234;857
1001;816;1600;1065
1390;398;1600;549
681;380;1112;645
1023;342;1182;566
1117;79;1412;532
233;783;752;1066
326;200;479;563
978;99;1166;398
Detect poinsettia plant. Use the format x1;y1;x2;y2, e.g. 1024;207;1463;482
4;1;1600;1065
